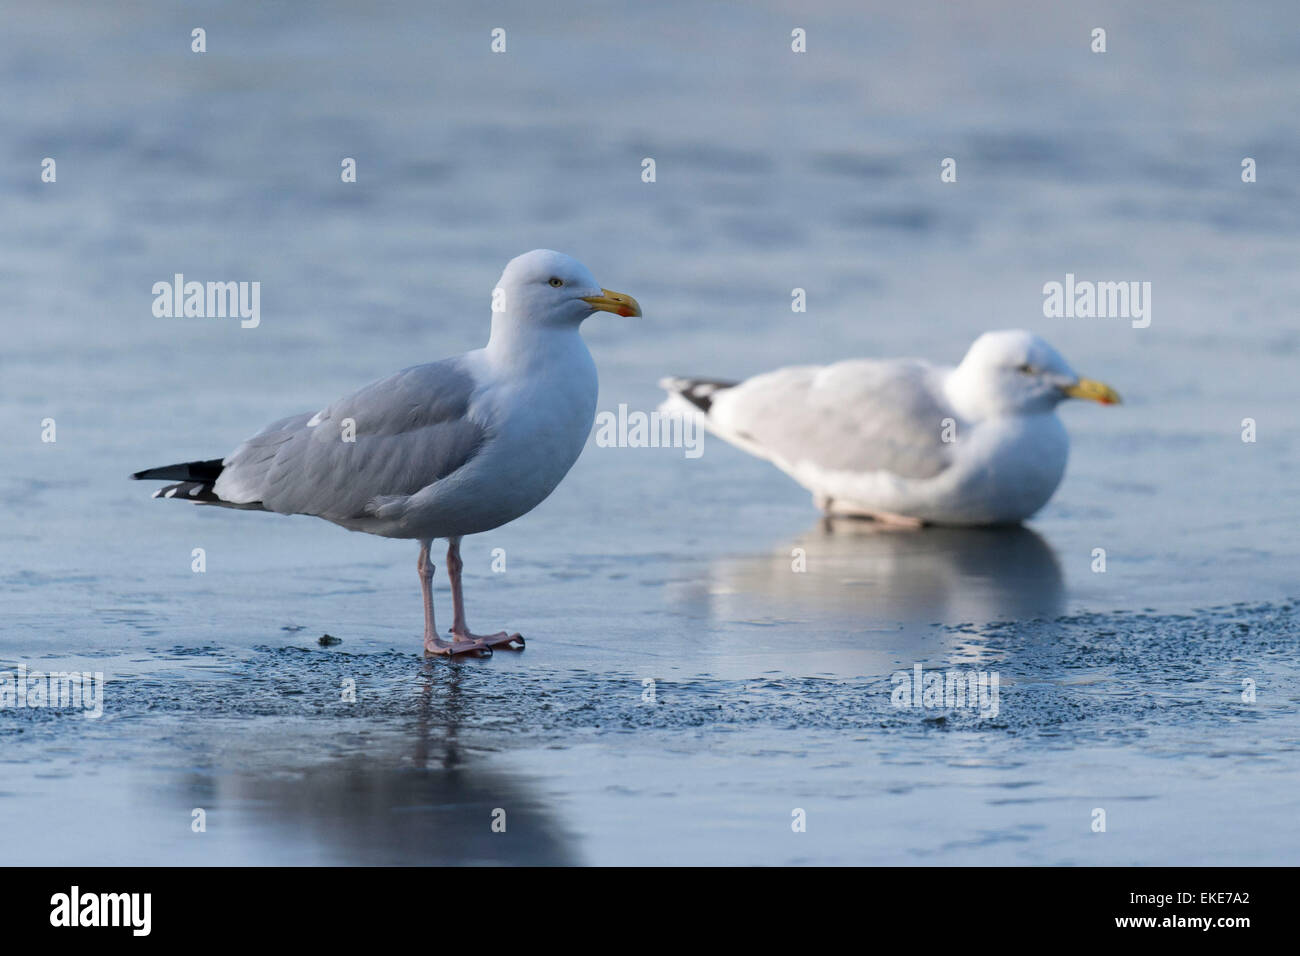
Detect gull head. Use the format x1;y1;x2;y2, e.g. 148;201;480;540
950;330;1121;418
495;249;641;328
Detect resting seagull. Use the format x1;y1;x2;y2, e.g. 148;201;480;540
134;250;641;656
661;330;1118;526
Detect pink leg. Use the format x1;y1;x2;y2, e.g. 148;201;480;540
446;537;524;651
816;494;925;528
420;539;492;658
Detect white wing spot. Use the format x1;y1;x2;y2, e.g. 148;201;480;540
307;410;327;427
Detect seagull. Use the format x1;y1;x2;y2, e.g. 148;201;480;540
133;250;641;657
661;330;1119;526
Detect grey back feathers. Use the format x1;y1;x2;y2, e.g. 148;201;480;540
136;357;488;522
216;358;486;520
691;359;955;481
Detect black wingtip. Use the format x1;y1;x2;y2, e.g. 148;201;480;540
131;458;225;483
660;377;736;414
152;480;223;503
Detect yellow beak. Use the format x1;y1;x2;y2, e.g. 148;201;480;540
582;288;642;318
1062;377;1121;405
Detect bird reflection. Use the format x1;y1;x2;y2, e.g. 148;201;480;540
175;661;577;865
695;519;1064;627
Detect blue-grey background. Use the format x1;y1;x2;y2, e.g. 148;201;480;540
2;0;1298;863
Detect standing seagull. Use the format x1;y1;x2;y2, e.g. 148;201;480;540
661;330;1118;526
134;250;641;657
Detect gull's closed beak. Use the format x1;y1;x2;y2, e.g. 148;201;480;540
582;288;642;317
1061;377;1121;405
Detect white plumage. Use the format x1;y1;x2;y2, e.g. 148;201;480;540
662;330;1119;526
135;249;641;656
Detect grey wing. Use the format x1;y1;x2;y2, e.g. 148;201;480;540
213;357;487;520
710;359;956;480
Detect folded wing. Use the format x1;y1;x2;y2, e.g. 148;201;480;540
214;357;487;520
707;359;956;480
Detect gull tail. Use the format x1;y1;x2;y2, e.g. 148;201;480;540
658;376;736;416
131;457;258;507
659;375;776;464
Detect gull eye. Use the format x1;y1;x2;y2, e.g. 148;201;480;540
1017;363;1035;374
548;277;564;288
